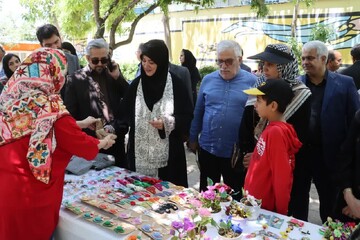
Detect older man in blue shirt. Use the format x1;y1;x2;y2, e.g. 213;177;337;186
189;40;256;194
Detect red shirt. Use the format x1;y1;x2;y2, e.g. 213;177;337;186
0;116;99;240
244;121;302;215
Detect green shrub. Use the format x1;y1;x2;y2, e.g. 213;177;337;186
199;65;217;80
120;63;139;81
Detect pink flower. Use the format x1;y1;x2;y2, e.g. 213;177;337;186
202;190;216;200
189;199;202;208
198;208;211;217
219;187;226;193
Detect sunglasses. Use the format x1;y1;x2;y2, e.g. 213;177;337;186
216;58;235;66
91;57;109;65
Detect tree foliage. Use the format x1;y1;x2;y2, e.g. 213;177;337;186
20;0;216;49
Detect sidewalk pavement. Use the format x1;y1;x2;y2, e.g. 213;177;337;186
185;148;322;226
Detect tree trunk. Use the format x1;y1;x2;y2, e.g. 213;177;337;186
162;12;172;61
291;0;299;38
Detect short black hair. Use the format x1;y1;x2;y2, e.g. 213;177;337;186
327;50;335;64
259;95;288;113
36;24;60;44
61;42;77;57
351;44;360;61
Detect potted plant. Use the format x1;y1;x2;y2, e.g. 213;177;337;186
212;216;243;239
199;186;222;213
225;200;250;220
239;190;262;220
320;217;359;240
212;180;235;205
170;199;214;240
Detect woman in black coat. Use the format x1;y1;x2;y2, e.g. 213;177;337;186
180;49;201;104
119;40;193;187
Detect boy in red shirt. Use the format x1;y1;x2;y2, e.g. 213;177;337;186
243;79;302;215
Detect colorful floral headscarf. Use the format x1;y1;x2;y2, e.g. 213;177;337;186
0;48;68;184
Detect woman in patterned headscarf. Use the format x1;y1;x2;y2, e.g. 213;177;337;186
0;48;116;240
235;44;311;199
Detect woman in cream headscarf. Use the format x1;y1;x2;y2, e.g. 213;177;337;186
0;48;116;240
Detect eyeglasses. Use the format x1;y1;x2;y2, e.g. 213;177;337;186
216;58;235;66
301;56;318;62
91;57;109;65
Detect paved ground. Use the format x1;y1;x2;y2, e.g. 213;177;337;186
185;149;322;226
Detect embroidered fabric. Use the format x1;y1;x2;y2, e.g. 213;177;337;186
134;72;175;175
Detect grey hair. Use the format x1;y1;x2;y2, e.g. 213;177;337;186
217;40;242;57
303;40;328;62
85;39;109;55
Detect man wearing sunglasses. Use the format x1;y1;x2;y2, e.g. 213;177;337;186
64;38;129;168
189;40;256;196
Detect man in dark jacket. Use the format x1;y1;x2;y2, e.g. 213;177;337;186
290;40;360;223
64;39;129;167
36;24;81;99
340;44;360;90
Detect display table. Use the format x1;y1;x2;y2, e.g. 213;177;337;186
54;167;323;240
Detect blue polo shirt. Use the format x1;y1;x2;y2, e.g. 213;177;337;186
189;69;256;158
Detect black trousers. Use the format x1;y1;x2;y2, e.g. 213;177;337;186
198;148;242;200
288;146;337;223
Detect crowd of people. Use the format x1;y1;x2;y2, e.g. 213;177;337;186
1;22;360;239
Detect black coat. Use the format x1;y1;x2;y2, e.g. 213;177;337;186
64;65;129;167
119;72;193;187
333;110;360;222
340;61;360;90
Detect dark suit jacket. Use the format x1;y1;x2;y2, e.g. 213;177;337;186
300;71;360;170
64;65;129;166
340;61;360;89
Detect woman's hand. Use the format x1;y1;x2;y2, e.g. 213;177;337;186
149;118;164;130
77;116;100;130
98;134;117;150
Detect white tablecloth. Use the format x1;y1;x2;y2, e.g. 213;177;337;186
54;168;323;240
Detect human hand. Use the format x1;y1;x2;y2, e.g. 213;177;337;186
99;134;117;150
77;116;100;130
243;152;253;168
107;61;120;79
149;118;164;130
344;190;360;219
188;141;199;154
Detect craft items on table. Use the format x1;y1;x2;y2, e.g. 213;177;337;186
61;167;324;239
319;217;360;240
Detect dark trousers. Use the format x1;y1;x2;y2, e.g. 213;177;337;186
288;146;337;223
198;148;242;200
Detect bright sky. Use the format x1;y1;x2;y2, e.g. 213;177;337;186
1;0;25;19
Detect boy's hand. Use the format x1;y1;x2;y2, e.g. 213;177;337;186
243;152;253;168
